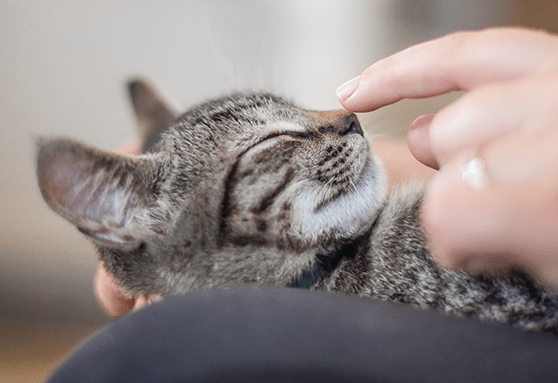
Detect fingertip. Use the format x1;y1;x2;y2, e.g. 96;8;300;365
336;63;389;112
133;296;150;311
336;76;361;104
133;294;163;312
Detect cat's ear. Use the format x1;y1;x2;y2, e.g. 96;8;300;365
37;137;160;249
127;78;178;152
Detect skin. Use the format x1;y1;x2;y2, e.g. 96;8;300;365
337;27;558;291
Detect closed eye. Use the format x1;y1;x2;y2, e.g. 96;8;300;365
281;131;316;139
238;130;314;157
258;130;315;144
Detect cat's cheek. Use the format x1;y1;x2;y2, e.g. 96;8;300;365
294;157;387;246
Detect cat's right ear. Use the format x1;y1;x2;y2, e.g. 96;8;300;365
36;137;164;249
127;78;178;152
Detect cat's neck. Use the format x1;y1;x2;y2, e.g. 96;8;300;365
288;202;386;290
287;242;359;288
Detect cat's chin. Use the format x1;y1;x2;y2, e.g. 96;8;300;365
297;156;387;244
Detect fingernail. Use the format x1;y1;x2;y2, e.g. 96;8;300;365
336;76;360;102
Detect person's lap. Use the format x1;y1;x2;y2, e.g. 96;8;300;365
49;287;558;383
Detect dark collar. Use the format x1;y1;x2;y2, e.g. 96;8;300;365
287;242;357;289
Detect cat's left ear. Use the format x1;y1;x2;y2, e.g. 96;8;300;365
127;78;178;152
37;137;163;249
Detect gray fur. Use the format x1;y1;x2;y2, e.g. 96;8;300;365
37;79;558;335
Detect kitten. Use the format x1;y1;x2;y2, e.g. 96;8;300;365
37;79;558;335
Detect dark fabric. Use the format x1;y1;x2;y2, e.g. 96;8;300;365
49;287;558;383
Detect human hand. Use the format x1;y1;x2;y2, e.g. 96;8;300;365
93;141;161;316
337;27;558;290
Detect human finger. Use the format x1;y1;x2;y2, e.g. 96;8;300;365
94;264;135;316
133;294;163;312
406;114;439;169
429;66;558;166
422;122;558;290
337;28;558;112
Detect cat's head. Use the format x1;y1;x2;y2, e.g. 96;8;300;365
37;80;387;295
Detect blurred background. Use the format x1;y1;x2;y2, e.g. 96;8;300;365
1;1;557;381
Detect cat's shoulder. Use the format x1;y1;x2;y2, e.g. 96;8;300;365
368;181;428;254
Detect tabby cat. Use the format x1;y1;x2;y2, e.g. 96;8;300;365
37;80;558;335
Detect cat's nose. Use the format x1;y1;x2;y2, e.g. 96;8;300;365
338;114;363;136
307;110;364;136
339;113;362;136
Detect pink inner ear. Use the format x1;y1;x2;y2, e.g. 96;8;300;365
42;149;135;228
44;151;83;202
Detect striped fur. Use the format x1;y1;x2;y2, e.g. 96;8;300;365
37;79;558;335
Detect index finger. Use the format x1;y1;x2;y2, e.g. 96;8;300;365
339;28;558;113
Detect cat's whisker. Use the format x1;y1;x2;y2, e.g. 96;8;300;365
346;175;358;193
324;177;336;187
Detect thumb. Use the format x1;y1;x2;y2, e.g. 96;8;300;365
421;126;558;290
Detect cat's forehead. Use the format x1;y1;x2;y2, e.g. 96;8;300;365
161;92;310;158
181;93;307;133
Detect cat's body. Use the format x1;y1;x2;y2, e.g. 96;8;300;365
37;80;558;335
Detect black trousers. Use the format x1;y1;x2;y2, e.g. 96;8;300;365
49;287;558;382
